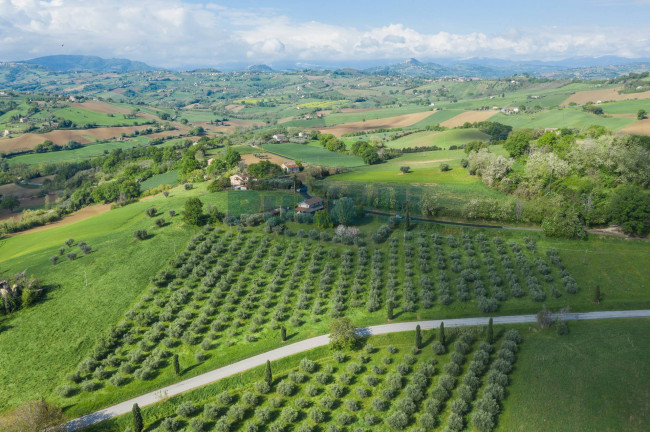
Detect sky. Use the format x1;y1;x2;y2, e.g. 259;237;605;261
1;0;649;69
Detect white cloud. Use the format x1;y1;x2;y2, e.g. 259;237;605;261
0;0;648;68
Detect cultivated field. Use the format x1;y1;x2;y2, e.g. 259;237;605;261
620;118;650;135
439;111;497;128
319;111;437;137
385;129;490;150
261;143;364;168
241;152;294;167
561;87;650;106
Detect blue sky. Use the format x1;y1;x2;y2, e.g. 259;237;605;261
1;0;649;68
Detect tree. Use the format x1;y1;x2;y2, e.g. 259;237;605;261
440;322;446;345
313;209;332;229
0;399;65;432
281;326;287;342
361;147;381;165
487;318;494;344
606;185;650;236
542;205;586;239
173;354;180;376
331;197;356;226
132;403;143;432
400;166;410;174
387;300;393;320
183;197;204;226
421;190;439;217
503;129;532;157
593;285;602;304
224;147;241;169
264;360;273;387
415;324;422;349
329;317;357;349
0;195;19;211
638;109;647;120
405;201;411;230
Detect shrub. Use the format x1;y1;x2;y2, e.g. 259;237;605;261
227;404;246;421
217;391;233;406
371;398;389;411
66;252;77;261
177;401;197;417
420;412;436;429
440;163;450;172
433;341;446;355
309;408;325;423
472;410;495;432
134;229;148;240
280;406;299;423
145;207;157;217
300;358;317;373
320;396;335;410
214;417;230;432
329;384;345;398
189;417;206;432
255;380;271;394
56;384;75;397
396;397;417;415
255;407;272;422
161;417;181;432
50;256;58;265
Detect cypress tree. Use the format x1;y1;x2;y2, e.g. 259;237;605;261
440;322;445;345
406;201;411;230
281;326;287;342
387;301;393;320
594;285;601;304
487;318;494;344
173;354;180;376
415;324;422;349
132;403;143;432
264;360;273;387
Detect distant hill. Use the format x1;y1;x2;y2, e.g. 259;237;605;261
20;55;154;72
246;64;274;73
366;58;500;78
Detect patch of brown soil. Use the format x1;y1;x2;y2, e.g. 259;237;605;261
241;152;293;166
561;87;650;106
439;111;497;128
319;111;436;137
620;118;650;136
225;104;245;113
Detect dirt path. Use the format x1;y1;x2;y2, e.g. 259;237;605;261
65;310;650;431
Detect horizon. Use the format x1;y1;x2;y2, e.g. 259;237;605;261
2;0;650;69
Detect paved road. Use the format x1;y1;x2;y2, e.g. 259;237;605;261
66;310;650;431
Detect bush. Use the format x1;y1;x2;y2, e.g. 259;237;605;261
203;403;220;420
134;229;148;240
420;413;437;429
277;380;296;396
472;410;495;432
309;408;325;423
300;358;317;373
433;341;446;355
81;380;100;392
161;417;181;432
255;380;271;394
145;207;157;217
177;401;197;417
66;252;77;261
280;406;299;423
440;163;450;172
56;384;75;397
217;391;233;405
189;417;207;432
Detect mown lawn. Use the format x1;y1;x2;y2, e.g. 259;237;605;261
499;318;650;432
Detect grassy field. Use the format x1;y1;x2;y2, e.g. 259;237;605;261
140;171;180;191
385;129;490;150
599;99;650;115
261;143;364;168
324;106;430;126
51;107;146;126
492;109;636;130
499;319;650;432
0;185;299;412
7;137;152;166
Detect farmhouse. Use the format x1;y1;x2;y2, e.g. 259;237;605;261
296;196;324;213
230;173;251;190
272;134;288;143
281;162;300;173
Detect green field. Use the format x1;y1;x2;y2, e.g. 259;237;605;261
385;129;490;150
499;319;650;431
0;185;299;412
7;137;152;166
50;107;146;126
324;106;430;126
492;109;637;130
140;171;180;191
599;99;650;115
262;143;364;168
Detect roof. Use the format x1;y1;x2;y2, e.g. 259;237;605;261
301;196;323;206
283;163;299;168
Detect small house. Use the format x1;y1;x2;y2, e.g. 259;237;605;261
296;196;324;213
2;130;10;137
272;134;288;143
281;162;300;173
230;173;251;190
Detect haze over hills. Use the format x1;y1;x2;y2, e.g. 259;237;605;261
4;54;650;80
19;55;154;73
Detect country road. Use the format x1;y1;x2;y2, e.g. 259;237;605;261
66;310;650;431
